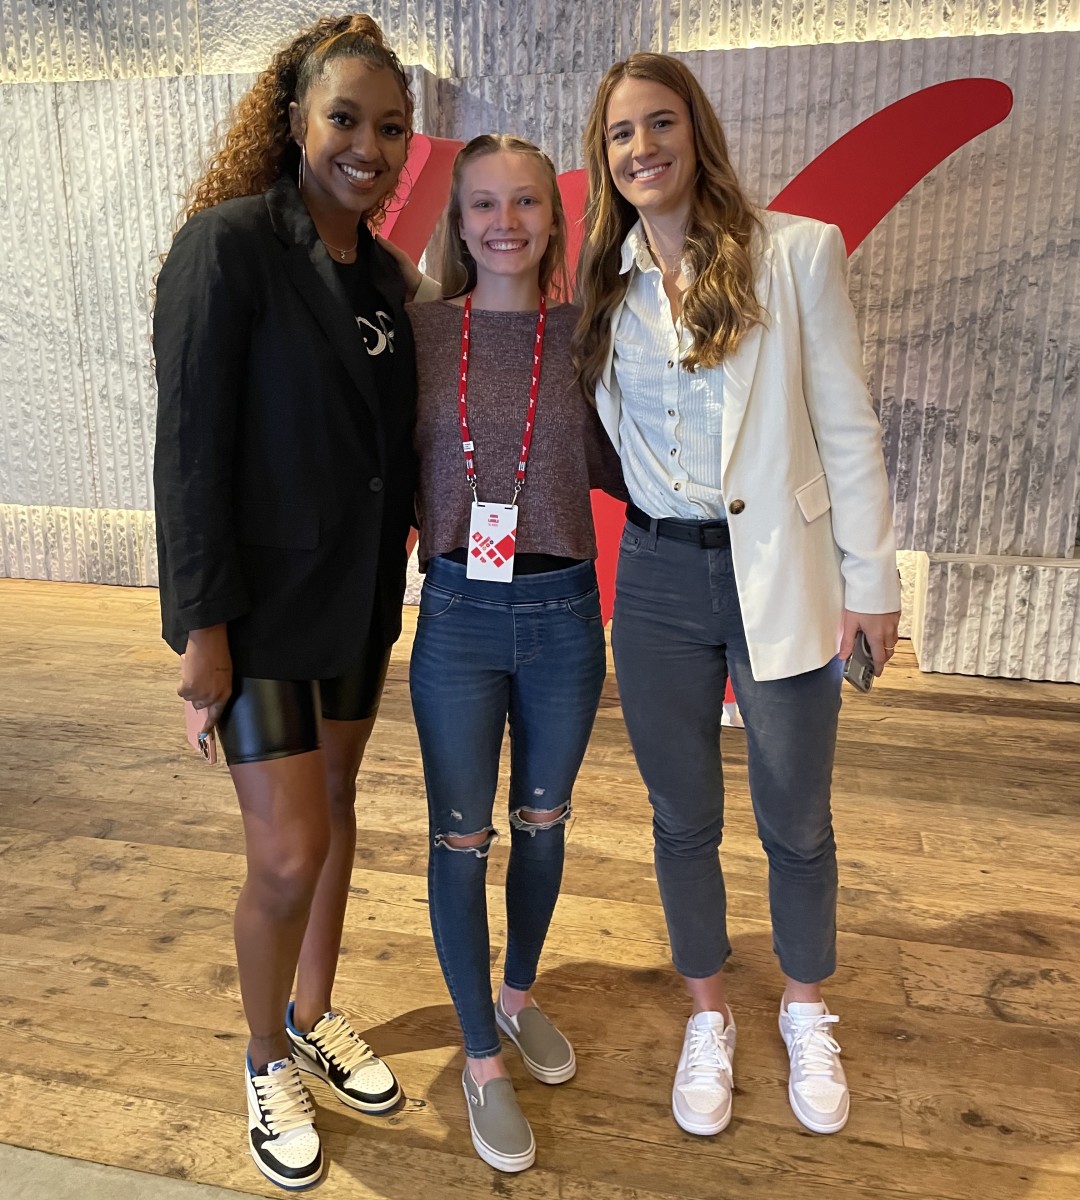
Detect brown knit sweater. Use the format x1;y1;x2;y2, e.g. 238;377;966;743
408;300;625;568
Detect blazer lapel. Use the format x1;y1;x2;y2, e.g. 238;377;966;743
720;243;773;476
266;180;384;455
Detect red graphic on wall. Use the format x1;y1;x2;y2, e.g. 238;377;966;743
382;134;465;262
769;79;1014;253
394;77;1015;707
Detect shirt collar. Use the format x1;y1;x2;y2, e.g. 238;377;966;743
619;220;656;276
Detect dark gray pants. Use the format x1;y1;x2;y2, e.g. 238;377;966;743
611;521;842;983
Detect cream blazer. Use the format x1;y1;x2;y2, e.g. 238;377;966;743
595;211;901;682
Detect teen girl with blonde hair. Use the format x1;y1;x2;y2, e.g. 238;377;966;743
408;133;623;1173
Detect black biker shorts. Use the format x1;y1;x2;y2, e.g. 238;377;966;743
216;643;393;766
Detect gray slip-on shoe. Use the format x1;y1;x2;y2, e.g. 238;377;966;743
461;1067;536;1173
495;996;577;1084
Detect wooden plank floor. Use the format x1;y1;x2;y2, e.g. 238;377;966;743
1;578;1078;1200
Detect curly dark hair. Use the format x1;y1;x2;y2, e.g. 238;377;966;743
180;13;413;231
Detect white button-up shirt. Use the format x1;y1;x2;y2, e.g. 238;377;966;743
613;221;726;520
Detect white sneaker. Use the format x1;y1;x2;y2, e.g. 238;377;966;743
246;1055;323;1190
778;1001;850;1134
671;1010;736;1135
286;1002;401;1113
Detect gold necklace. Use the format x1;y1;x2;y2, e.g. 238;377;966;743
321;236;358;262
645;237;685;279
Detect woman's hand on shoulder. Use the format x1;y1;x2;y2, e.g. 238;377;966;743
179;624;233;733
375;235;424;300
841;609;901;676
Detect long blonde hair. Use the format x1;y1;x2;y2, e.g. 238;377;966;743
438;135;569;300
572;53;763;397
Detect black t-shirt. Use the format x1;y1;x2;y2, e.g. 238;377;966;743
333;230;396;404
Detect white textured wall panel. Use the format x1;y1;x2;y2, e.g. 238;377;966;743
3;3;1079;82
438;67;605;172
194;1;1080;79
912;554;1080;681
897;549;919;639
57;72;254;512
196;1;443;76
196;0;609;78
439;33;1080;561
0;62;433;582
0;0;198;82
0;503;156;584
616;0;1080;62
0;82;96;509
857;33;1080;560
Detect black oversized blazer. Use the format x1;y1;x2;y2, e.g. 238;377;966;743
153;177;418;679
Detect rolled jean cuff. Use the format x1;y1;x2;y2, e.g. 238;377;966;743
776;948;836;985
464;1039;503;1060
672;942;733;980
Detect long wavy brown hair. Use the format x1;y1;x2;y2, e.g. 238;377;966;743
438;135;570;301
179;13;413;231
572;53;764;398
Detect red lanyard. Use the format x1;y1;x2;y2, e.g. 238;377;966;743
457;292;547;502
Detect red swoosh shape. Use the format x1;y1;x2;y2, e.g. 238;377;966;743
769;78;1013;252
382;134;465;262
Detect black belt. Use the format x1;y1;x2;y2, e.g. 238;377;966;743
626;502;731;550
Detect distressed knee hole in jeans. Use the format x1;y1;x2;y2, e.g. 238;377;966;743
509;803;571;836
434;826;499;858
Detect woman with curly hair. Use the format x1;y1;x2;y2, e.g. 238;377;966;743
153;13;435;1189
573;53;900;1139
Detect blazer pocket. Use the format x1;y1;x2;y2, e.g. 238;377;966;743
236;502;319;550
794;472;832;524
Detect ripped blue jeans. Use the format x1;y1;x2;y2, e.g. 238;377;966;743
410;555;606;1057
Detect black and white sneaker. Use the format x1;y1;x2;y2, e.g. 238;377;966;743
286;1002;402;1114
246;1055;323;1191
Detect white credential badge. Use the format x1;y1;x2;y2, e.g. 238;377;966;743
467;500;519;581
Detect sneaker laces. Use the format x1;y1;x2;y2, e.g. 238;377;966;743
309;1013;378;1075
255;1063;315;1135
685;1025;732;1089
789;1013;842;1077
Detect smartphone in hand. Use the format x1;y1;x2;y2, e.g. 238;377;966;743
843;631;875;693
184;699;219;764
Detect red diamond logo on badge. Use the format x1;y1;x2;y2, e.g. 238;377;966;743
495;532;516;559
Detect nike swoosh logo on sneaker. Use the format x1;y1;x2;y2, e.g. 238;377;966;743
294;1039;325;1069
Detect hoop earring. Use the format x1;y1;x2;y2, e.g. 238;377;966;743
298;145;307;190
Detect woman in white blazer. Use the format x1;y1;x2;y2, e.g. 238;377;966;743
572;53;900;1138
